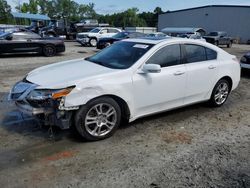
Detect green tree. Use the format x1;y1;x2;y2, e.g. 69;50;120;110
0;0;12;24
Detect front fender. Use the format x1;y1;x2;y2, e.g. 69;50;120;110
63;84;134;115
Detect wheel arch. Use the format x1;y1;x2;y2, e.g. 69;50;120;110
219;76;233;92
86;94;131;121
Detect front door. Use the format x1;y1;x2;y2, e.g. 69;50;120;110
132;44;187;118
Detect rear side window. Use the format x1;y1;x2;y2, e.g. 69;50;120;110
147;44;181;68
184;44;207;63
206;48;217;60
184;44;217;63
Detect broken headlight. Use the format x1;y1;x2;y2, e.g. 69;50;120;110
27;86;75;101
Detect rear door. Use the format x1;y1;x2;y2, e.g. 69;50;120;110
183;44;218;104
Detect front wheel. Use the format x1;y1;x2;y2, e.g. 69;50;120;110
43;45;56;57
74;97;121;141
209;79;230;107
89;38;97;47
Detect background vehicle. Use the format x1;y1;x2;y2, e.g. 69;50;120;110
203;31;233;47
97;31;146;49
76;27;121;47
177;32;206;42
0;31;65;57
147;32;167;38
240;52;250;69
9;38;240;141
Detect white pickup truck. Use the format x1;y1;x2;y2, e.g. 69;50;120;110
76;27;121;47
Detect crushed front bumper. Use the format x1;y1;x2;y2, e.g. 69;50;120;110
15;101;53;116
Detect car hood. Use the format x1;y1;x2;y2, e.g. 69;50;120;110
26;58;116;89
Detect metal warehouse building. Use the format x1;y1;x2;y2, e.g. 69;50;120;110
158;5;250;43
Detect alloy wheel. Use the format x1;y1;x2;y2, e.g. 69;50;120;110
214;82;229;105
84;103;117;137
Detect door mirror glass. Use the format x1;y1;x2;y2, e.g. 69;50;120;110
142;64;161;73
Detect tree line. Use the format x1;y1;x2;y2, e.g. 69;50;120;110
0;0;164;27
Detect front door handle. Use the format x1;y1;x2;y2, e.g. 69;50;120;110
208;65;216;69
174;71;185;76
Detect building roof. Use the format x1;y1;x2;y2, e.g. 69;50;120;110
161;5;250;15
161;27;206;34
11;12;50;21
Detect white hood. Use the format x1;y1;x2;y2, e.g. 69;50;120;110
26;59;115;89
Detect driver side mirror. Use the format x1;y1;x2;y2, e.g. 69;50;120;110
141;64;161;73
99;31;104;34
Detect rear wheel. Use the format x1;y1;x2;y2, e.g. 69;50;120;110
74;97;121;141
43;45;56;57
209;79;230;107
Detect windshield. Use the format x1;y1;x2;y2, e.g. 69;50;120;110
208;32;218;36
113;32;128;39
0;32;10;39
86;41;154;69
90;28;100;33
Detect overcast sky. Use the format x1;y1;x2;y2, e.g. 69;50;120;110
9;0;250;14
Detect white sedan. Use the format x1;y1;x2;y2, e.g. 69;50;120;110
9;38;241;141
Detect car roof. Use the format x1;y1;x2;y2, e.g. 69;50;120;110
123;37;221;50
123;37;196;45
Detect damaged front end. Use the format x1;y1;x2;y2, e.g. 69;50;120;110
9;80;78;129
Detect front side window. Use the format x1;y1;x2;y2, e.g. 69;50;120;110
86;41;153;69
147;44;181;68
101;29;108;34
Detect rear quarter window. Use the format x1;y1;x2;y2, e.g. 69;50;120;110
184;44;217;63
206;48;217;60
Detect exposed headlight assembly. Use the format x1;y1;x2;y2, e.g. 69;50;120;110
27;86;75;101
240;56;247;63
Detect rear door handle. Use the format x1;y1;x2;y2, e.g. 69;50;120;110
174;71;185;76
208;65;216;69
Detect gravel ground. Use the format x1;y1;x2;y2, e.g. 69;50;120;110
0;42;250;188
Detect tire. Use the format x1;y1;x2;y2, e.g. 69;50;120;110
215;41;219;46
227;42;232;48
209;79;231;107
74;97;121;141
43;45;56;57
89;38;97;47
105;42;111;48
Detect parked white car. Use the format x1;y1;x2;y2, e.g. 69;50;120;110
76;27;121;47
9;38;241;141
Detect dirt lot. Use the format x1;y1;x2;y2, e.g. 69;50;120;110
0;42;250;188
